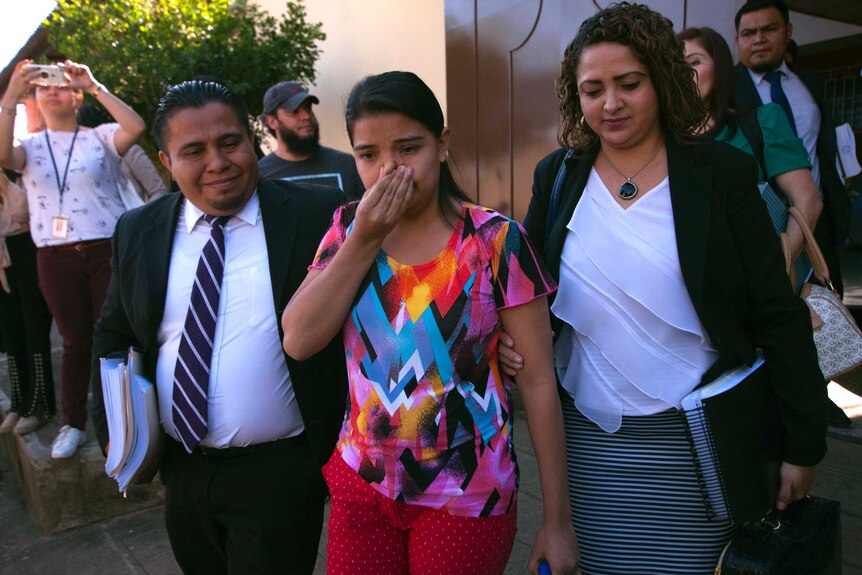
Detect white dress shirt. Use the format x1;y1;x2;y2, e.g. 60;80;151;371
156;192;304;447
748;62;822;189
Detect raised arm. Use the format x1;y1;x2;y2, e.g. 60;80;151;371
282;165;413;360
499;297;578;575
63;60;145;156
0;61;35;172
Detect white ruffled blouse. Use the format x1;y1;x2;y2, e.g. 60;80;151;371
552;169;718;433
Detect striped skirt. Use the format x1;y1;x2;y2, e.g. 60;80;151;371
561;399;737;575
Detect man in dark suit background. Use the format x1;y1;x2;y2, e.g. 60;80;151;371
90;81;347;574
734;0;852;427
734;0;850;292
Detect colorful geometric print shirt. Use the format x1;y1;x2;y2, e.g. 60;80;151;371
311;202;556;517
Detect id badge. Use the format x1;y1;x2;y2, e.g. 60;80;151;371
51;215;70;240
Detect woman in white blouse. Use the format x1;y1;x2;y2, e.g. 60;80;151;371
0;59;144;459
513;4;826;574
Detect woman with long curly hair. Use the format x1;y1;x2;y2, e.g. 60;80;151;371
514;3;825;573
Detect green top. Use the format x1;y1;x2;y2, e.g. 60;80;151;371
715;103;811;182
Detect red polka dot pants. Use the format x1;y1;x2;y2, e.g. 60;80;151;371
322;451;517;575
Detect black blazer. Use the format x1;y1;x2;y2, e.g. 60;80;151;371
523;137;826;466
735;62;850;244
90;177;348;468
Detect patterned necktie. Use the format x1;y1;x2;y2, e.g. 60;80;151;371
764;70;798;136
172;214;230;453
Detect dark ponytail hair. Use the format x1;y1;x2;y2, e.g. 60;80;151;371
678;27;737;138
345;71;470;226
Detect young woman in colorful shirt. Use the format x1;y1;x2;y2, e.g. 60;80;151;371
282;71;578;575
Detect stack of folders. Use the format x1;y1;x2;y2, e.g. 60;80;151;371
681;351;782;525
100;347;164;495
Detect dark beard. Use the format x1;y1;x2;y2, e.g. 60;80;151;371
278;122;320;157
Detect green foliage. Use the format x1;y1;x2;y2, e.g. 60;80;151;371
44;0;324;147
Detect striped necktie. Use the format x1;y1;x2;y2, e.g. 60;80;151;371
172;214;229;453
764;70;798;136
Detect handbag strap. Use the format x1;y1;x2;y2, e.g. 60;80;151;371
785;206;834;291
545;148;574;251
778;232;794;287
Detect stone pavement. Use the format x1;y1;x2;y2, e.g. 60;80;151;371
2;371;861;574
0;379;559;575
2;248;862;574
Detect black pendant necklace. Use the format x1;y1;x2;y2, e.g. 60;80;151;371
600;144;664;200
618;180;638;200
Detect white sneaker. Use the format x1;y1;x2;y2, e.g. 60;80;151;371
51;425;86;459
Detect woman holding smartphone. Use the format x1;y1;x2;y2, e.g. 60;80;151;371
0;59;145;459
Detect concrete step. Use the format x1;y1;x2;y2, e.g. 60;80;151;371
0;388;163;535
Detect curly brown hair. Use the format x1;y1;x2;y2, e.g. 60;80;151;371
557;2;707;151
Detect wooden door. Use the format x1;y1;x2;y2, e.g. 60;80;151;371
445;0;712;221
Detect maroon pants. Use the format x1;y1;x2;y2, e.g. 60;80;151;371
36;239;112;430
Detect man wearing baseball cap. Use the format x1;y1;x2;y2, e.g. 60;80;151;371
259;81;363;200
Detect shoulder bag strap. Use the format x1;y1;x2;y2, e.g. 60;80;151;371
545;148;574;251
786;206;834;290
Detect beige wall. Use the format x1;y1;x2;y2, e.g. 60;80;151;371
254;0;447;155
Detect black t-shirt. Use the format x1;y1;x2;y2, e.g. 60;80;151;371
258;147;364;201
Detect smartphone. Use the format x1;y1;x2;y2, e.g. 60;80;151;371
26;64;68;87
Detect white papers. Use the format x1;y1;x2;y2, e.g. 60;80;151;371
99;347;163;494
100;356;127;476
114;375;161;492
836;123;861;182
680;352;765;411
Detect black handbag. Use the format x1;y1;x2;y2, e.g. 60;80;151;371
716;496;842;574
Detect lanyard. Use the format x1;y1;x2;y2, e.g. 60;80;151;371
45;126;80;211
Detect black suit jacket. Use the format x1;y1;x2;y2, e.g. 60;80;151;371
735;62;851;245
524;137;826;466
90;177;348;468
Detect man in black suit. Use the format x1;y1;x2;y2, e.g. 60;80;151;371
734;0;852;427
90;81;347;574
734;0;850;294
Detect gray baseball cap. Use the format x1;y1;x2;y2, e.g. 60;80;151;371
263;81;319;115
